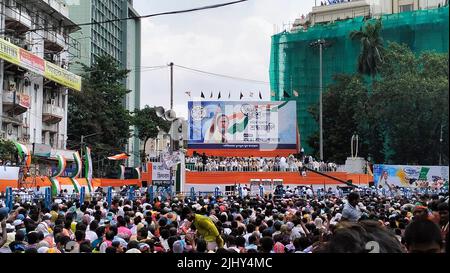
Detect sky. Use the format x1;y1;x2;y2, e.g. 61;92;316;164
133;0;316;118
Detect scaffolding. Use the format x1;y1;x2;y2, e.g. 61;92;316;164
269;6;449;154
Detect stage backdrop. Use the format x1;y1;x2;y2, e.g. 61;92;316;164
373;164;449;189
188;101;297;150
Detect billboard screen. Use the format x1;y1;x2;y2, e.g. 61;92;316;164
188;101;297;149
373;164;449;189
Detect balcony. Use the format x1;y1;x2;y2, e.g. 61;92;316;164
43;31;66;52
4;6;32;33
42;123;58;133
42;103;64;124
2;91;30;115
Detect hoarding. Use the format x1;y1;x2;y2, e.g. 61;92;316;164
373;164;449;189
0;37;82;91
152;162;173;185
188;101;297;149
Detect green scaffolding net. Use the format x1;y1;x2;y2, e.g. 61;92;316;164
269;6;449;154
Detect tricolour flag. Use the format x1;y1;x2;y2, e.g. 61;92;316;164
52;155;66;178
84;146;93;193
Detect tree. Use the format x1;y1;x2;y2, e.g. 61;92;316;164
0;139;17;163
307;74;374;163
350;19;384;83
371;43;449;165
132;106;171;160
67;55;132;166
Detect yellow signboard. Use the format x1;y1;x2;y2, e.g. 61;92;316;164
0;37;82;91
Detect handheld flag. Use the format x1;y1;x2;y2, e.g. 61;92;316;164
240;92;244;100
201;92;205;98
210;91;213;98
218;91;221;99
259;91;263;100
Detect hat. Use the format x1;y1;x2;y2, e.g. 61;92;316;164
37;247;50;253
138;243;150;252
209;215;219;224
173;240;185;253
13;219;23;226
43;213;52;220
125;248;141;253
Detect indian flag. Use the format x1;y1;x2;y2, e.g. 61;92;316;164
84;146;93;193
13;141;31;169
50;177;60;196
71;152;82;179
69;178;81;193
52;155;66;178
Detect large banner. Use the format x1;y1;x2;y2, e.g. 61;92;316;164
152;162;173;186
374;164;449;189
0;37;82;91
188;101;297;149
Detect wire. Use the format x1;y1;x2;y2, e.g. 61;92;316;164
174;64;270;85
2;0;249;34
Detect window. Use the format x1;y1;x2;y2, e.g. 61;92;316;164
400;4;414;12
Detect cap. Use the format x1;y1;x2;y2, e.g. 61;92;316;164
13;219;24;226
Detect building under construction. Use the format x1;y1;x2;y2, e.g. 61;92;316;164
269;1;449;155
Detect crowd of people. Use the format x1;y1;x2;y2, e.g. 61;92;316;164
0;185;448;253
185;152;337;173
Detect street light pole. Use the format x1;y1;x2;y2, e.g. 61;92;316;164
310;39;330;161
169;62;174;110
439;124;443;165
319;40;323;161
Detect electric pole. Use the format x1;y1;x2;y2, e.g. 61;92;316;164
169;62;174;110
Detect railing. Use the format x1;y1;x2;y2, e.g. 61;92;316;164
4;5;32;29
185;163;337;172
42;103;64;118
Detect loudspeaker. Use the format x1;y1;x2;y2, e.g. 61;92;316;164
155;106;165;118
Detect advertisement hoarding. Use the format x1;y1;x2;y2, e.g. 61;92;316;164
0;37;82;91
152;162;173;186
188;101;297;149
373;164;449;189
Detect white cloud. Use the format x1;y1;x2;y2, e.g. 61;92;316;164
134;0;315;118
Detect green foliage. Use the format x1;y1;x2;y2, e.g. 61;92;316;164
307;74;372;163
0;139;17;162
370;43;449;164
67;55;132;161
309;42;449;165
132;105;171;153
350;19;384;79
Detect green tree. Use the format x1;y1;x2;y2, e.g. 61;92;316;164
0;139;17;163
350;19;384;83
67;55;132;167
132;105;171;160
307;74;375;163
372;43;449;164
